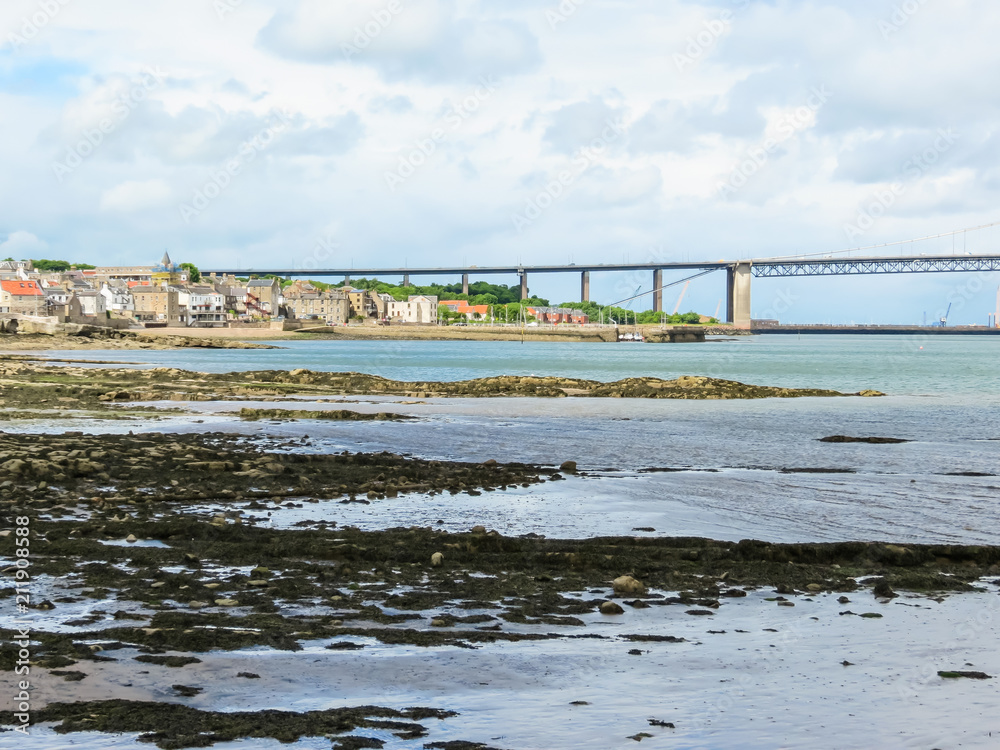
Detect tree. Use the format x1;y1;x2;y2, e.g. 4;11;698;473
31;259;71;272
180;263;201;283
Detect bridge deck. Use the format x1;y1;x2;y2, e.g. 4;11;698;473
202;254;1000;278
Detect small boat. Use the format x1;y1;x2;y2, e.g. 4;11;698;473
618;331;644;342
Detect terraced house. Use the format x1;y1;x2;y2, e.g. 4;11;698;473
0;279;44;315
282;281;349;325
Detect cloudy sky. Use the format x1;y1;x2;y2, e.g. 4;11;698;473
2;0;999;323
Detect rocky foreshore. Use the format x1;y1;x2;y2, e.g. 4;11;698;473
0;329;276;351
1;430;997;747
0;360;884;417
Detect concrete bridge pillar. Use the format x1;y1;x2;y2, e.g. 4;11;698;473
462;273;469;296
344;275;351;285
402;274;410;287
726;262;752;329
581;271;590;302
519;270;528;300
652;269;663;312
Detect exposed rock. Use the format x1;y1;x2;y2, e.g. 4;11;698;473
559;461;578;473
819;435;910;444
599;601;625;615
613;575;647;595
431;552;444;567
872;578;898;599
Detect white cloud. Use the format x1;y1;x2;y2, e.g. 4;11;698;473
0;230;48;258
99;180;173;212
0;0;998;322
257;0;541;83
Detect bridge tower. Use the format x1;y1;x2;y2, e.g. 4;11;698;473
726;262;752;328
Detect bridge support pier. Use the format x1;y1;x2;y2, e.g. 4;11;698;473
462;273;469;296
652;269;663;312
581;271;590;302
402;274;410;287
344;275;351;286
726;262;752;329
519;270;528;301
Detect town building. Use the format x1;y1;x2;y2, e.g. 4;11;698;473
282;281;349;325
527;306;589;324
209;275;249;318
180;284;226;327
151;251;186;286
100;280;135;313
0;279;44;315
384;295;439;323
75;288;107;317
440;300;490;321
131;285;180;325
342;286;380;320
247;277;281;316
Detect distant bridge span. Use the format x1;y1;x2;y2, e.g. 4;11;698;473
202;253;1000;328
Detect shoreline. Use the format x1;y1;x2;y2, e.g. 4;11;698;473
1;429;998;747
0;322;746;350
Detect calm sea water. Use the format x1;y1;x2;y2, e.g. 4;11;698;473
23;334;998;545
38;333;1000;398
6;336;1000;749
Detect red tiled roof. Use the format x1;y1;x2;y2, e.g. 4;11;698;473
0;280;43;297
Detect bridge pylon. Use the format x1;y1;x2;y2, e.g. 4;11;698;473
726;262;752;328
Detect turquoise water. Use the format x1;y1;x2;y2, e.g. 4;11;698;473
35;334;1000;398
9;334;1000;543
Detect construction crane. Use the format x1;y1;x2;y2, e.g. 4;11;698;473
938;302;952;327
672;281;691;315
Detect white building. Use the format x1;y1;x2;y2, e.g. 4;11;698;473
100;281;135;312
384;295;438;324
183;285;226;326
75;289;107;317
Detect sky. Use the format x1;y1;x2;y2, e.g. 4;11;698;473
2;0;1000;324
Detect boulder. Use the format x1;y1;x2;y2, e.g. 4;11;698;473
600;601;625;615
559;460;578;473
431;552;444;567
613;575;647;595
